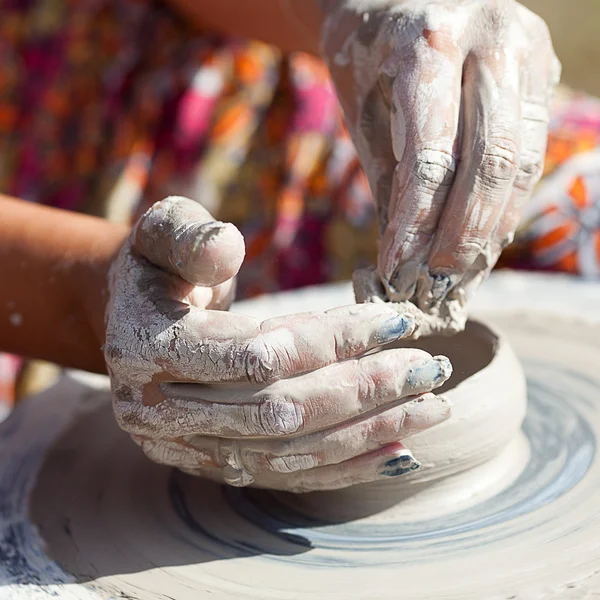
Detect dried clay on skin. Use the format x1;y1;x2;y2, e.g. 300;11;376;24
105;196;454;493
319;0;561;333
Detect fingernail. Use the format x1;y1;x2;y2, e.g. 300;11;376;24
430;273;452;302
401;393;453;436
406;356;452;389
380;451;421;477
375;313;416;344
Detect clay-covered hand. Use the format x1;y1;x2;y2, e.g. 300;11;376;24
321;0;561;320
105;196;452;492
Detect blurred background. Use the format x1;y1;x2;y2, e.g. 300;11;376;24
524;0;600;95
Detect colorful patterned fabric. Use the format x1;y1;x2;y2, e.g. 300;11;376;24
1;0;600;406
498;88;600;272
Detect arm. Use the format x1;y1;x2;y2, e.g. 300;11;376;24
164;0;326;55
0;195;128;373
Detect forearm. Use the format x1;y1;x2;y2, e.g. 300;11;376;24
0;196;128;373
164;0;327;55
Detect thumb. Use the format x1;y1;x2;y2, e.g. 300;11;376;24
133;196;245;287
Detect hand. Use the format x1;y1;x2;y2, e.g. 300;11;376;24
321;0;561;319
105;196;453;492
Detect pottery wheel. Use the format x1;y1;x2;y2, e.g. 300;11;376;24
1;273;600;599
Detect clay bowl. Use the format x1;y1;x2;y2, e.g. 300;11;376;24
274;319;529;522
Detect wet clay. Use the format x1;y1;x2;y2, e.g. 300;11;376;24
353;264;467;336
276;318;527;521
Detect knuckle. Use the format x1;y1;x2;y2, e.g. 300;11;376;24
455;240;488;265
480;141;519;186
266;453;319;474
515;156;543;191
244;333;292;384
252;395;304;436
414;149;455;191
244;339;276;384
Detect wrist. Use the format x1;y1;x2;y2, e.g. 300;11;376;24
75;222;130;370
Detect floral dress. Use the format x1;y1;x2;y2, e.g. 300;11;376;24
1;0;600;406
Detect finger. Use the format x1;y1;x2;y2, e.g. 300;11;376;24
107;301;419;391
487;116;547;269
323;9;397;235
108;304;425;438
133;196;245;287
176;442;422;492
238;392;451;474
132;392;450;472
131;435;220;469
357;72;397;236
426;52;521;304
377;32;464;301
492;48;555;254
123;348;451;439
457;46;555;304
447;30;557;304
253;442;426;492
187;276;237;311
